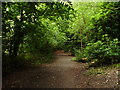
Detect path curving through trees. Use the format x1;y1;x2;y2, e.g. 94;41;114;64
2;50;118;88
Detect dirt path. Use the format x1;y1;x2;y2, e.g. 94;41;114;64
2;50;119;88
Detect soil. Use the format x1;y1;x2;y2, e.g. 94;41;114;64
2;50;119;88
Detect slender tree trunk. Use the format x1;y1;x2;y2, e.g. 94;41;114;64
11;9;24;57
80;13;86;50
80;28;83;50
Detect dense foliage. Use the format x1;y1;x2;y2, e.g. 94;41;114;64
70;2;120;66
2;2;75;75
2;2;74;57
2;1;120;75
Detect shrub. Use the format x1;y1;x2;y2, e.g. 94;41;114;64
85;35;120;65
71;49;89;62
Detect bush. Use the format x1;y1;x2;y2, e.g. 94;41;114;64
85;35;120;65
71;49;83;61
71;49;89;62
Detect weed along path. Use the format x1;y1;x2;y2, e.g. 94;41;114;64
3;50;119;88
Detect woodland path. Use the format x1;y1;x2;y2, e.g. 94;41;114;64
2;50;119;88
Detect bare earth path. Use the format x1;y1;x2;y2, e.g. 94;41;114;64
2;50;119;88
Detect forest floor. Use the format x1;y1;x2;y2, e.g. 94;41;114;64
2;50;119;88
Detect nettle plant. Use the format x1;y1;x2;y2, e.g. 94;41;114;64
85;34;120;65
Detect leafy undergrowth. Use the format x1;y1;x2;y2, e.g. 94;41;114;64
85;63;120;75
28;53;54;65
2;53;54;77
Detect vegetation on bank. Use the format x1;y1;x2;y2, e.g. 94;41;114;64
86;63;120;75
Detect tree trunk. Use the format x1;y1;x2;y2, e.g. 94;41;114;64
10;9;24;57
